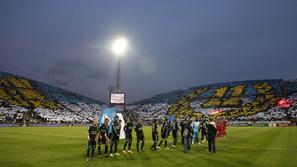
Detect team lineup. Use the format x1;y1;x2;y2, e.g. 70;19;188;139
86;116;224;161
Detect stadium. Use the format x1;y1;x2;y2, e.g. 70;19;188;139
1;71;297;167
1;72;297;126
1;1;297;167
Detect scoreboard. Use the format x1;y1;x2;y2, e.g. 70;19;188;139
110;93;125;104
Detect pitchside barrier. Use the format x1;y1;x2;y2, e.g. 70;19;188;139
229;121;293;127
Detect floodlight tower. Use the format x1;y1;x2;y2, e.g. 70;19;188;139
111;37;128;93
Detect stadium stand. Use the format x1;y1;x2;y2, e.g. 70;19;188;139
1;71;297;125
0;72;105;125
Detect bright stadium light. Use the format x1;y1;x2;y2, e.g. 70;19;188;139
110;36;129;98
111;37;128;56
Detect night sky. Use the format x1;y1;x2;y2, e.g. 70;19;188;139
1;0;297;103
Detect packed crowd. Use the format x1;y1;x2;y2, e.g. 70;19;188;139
0;74;105;124
0;102;104;124
1;73;297;124
1;98;297;125
124;103;169;122
34;102;102;123
237;93;297;121
0;105;28;123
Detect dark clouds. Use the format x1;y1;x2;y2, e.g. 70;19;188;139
0;0;297;103
43;58;108;78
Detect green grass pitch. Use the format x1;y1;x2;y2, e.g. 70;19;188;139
0;126;296;167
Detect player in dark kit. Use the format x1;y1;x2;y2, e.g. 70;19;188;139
151;119;159;151
98;118;110;158
179;118;187;145
110;116;121;157
158;118;171;150
87;119;99;161
181;119;194;153
171;119;179;148
134;119;145;153
123;117;134;154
